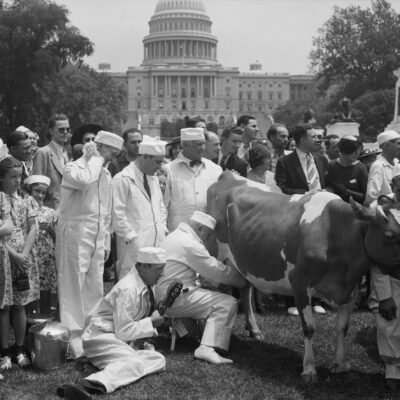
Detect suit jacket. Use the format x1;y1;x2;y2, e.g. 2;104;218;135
33;141;68;209
220;153;248;178
275;151;326;195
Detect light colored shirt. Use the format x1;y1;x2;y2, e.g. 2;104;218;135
51;140;68;167
164;152;222;231
86;266;155;343
156;222;244;299
247;170;282;193
296;148;321;190
365;155;398;206
237;142;251;160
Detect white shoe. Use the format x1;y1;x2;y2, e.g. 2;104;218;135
287;307;299;316
312;305;326;314
194;345;233;364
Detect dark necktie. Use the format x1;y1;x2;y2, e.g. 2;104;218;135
147;285;155;316
143;174;151;199
219;155;228;169
190;160;202;167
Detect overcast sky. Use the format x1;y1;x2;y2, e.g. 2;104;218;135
52;0;400;74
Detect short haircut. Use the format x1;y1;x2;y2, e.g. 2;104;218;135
237;115;255;127
186;117;206;128
267;124;287;141
325;134;339;149
122;128;142;143
221;127;242;141
292;125;309;145
48;114;68;129
6;130;29;149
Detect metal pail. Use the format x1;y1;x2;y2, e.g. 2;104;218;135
29;321;70;370
26;314;56;352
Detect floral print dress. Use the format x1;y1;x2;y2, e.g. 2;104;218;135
7;193;39;306
0;193;12;309
32;201;57;294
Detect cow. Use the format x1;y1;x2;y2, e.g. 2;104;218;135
206;171;400;383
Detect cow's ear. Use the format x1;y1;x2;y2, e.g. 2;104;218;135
378;195;395;207
350;197;374;221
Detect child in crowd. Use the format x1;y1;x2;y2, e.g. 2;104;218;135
25;175;57;314
0;157;38;369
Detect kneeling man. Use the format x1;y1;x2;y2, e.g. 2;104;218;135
155;211;245;364
61;247;166;400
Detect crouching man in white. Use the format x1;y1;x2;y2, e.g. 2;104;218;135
59;247;167;400
155;211;245;364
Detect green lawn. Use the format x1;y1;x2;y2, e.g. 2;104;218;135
0;304;396;400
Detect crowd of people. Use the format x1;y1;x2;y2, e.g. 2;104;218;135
0;112;400;398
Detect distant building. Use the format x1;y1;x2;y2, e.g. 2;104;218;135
109;0;315;137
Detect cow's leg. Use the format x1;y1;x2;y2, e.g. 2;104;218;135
293;281;317;383
335;287;359;373
243;283;264;341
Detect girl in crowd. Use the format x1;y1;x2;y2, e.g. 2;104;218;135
25;175;57;314
326;135;368;204
0;157;38;369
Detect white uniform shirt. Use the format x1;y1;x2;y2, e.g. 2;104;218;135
87;267;155;343
58;155;112;249
365;155;398;206
164;152;222;231
156;222;244;299
112;162;167;243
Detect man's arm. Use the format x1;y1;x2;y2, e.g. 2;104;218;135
275;157;305;195
365;162;383;206
62;157;103;191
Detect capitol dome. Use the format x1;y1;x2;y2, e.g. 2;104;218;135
142;0;218;66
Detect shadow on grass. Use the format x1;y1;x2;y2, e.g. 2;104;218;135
354;325;381;365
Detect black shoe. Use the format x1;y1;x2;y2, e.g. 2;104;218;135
56;384;68;398
64;384;93;400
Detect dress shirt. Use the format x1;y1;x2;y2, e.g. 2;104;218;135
296;148;321;190
51;140;68;167
365;155;398;206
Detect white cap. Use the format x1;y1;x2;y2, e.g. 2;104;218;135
190;211;216;230
24;175;51;187
393;163;400;180
181;128;205;141
94;130;123;150
137;247;166;264
377;130;400;147
139;137;167;156
15;125;32;134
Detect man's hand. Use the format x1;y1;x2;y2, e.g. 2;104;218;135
82;142;100;160
150;310;165;328
379;298;397;321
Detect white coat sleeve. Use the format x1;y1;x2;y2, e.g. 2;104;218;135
163;167;172;210
111;287;155;342
104;176;112;251
112;175;137;242
183;242;244;286
62;157;104;191
371;266;392;301
365;162;383;206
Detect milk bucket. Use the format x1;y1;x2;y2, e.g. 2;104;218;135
29;321;70;370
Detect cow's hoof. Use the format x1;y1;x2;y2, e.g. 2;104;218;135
247;330;264;341
335;362;351;373
301;371;318;384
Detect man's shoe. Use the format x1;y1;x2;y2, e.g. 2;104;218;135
64;384;93;400
194;345;233;364
312;305;326;314
287;307;299;316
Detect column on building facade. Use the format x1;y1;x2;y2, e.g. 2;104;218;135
196;41;199;58
155;76;159;97
178;76;181;98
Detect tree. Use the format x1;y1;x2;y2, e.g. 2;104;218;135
49;65;127;135
310;0;400;101
351;89;395;140
0;0;93;135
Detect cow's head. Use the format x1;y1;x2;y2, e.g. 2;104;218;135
351;196;400;272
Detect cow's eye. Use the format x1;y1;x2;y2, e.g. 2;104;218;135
384;231;396;243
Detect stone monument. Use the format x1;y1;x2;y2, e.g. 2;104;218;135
385;68;400;133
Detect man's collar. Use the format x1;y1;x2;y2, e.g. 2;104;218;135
179;222;202;243
296;148;309;159
51;140;64;153
378;154;397;167
177;152;204;167
130;264;148;294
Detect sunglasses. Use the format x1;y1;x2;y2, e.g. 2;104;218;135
58;127;71;133
84;137;96;143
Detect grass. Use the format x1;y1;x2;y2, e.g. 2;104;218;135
0;301;396;400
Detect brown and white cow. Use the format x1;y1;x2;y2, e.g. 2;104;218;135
207;171;400;383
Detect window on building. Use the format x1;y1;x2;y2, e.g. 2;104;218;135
257;91;262;101
172;88;177;98
225;87;231;97
204;88;210;98
226;102;231;110
182;101;186;111
158;88;164;98
190;88;196;97
149;115;155;125
258;105;263;112
239;103;244;112
181;88;186;98
269;92;273;101
204;100;209;109
248;103;252;111
159;102;164;109
239;91;243;100
137;101;141;109
278;92;282;101
247;91;252;100
137;87;142;97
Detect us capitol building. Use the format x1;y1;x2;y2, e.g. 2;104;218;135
109;0;315;137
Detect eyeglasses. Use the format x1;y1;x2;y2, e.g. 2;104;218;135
130;140;142;145
84;137;96;143
58;127;71;134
